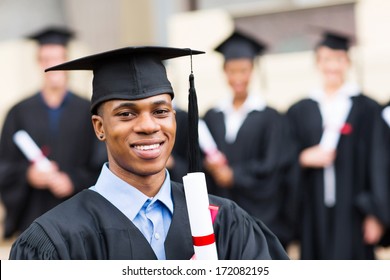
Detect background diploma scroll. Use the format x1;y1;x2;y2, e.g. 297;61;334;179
13;130;52;171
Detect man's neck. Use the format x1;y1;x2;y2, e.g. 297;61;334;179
41;87;67;109
111;166;167;198
233;92;248;110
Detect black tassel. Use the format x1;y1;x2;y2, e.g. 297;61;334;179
188;72;202;173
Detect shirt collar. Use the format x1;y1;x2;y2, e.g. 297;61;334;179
215;92;266;114
90;163;173;221
309;82;360;103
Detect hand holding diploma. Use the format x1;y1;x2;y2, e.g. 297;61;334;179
14;130;74;198
13;130;52;171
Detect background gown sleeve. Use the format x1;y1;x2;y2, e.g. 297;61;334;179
354;106;390;226
0;108;31;237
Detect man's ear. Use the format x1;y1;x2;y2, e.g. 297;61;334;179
91;115;105;141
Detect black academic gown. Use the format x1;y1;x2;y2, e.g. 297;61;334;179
203;106;294;247
0;92;107;238
9;181;289;260
286;94;390;259
379;101;390;247
167;108;189;183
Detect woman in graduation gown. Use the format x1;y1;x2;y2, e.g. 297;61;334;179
9;46;289;260
202;30;295;248
0;27;106;239
286;30;390;259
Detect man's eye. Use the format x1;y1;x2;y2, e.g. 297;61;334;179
117;111;134;117
155;109;169;116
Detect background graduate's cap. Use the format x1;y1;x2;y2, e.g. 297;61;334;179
28;26;74;46
214;30;267;61
46;46;205;172
310;26;355;51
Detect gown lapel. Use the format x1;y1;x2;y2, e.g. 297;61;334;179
164;182;194;259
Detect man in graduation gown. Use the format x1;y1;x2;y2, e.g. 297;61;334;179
286;30;390;259
8;46;289;260
0;27;106;239
202;30;295;248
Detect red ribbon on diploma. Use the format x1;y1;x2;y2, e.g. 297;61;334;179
192;233;215;246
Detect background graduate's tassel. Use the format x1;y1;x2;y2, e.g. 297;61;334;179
188;68;202;173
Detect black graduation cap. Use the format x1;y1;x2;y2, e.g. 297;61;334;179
28;26;74;46
315;29;352;51
46;46;205;172
214;30;267;61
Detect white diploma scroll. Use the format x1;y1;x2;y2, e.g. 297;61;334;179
198;120;218;155
183;172;218;260
319;98;352;207
13;130;51;171
198;120;226;165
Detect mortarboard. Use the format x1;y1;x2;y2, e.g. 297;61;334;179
46;46;205;172
315;29;352;51
214;30;267;61
28;26;74;46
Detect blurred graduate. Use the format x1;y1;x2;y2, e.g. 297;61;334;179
0;27;106;239
202;30;295;248
286;30;390;259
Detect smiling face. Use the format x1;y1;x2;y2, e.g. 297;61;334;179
224;58;254;99
315;46;350;91
92;94;176;186
38;44;68;90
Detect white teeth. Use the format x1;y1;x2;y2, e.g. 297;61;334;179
134;143;160;151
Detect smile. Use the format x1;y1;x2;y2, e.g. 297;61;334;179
133;143;161;151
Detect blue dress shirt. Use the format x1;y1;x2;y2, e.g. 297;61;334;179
90;163;173;260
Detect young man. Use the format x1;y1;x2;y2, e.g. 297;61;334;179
202;30;295;248
286;31;389;259
9;46;289;260
0;27;106;239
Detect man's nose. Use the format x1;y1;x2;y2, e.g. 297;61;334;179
133;113;160;134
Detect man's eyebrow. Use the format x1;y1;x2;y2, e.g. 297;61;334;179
112;99;172;111
152;99;171;106
113;102;137;110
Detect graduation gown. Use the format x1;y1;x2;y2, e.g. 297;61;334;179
8;181;289;260
167;108;189;183
203;106;294;246
0;92;107;238
379;101;390;247
286;94;390;259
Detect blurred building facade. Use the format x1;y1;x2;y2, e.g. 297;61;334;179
169;0;390;114
0;0;389;125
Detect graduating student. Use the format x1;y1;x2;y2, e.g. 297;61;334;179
9;46;289;260
286;30;390;259
202;30;295;247
0;27;106;239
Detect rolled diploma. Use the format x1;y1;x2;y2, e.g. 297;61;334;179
13;130;51;171
198;120;217;155
183;172;218;260
320;127;341;151
319;98;352;207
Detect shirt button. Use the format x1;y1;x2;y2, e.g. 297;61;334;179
154;233;160;240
